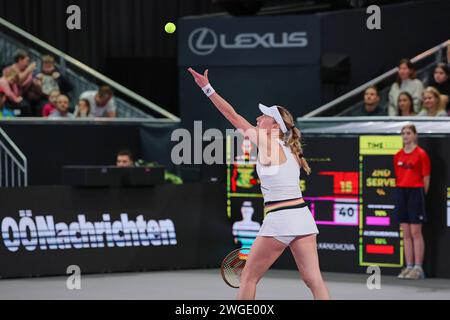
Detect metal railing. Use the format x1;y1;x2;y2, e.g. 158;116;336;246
0;127;27;187
303;39;450;118
0;16;180;121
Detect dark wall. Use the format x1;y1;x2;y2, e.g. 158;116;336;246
180;65;321;132
0;0;219;70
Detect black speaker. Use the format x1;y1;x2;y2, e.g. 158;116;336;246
321;53;351;84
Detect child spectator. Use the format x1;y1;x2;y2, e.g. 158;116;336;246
41;89;60;117
397;92;416;116
388;59;424;116
0;68;22;105
48;94;74;118
74;98;91;118
0;68;32;116
36;54;73;96
417;87;447;117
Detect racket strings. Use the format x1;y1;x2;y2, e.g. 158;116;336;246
222;250;246;287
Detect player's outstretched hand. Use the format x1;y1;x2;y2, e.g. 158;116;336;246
188;67;210;88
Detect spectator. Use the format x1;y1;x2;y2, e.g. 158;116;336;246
79;86;117;118
48;94;74;118
3;50;47;116
0;87;15;118
2;49;35;90
0;68;21;105
74;98;91;118
41;89;60;117
397;92;416;116
36;55;73;96
388;59;424;116
116;150;134;167
417;87;447;117
427;63;450;112
0;68;32;116
350;86;386;116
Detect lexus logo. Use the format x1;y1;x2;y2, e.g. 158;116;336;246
188;28;218;56
188;27;308;56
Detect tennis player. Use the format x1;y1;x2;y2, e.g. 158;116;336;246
394;123;430;279
188;68;330;300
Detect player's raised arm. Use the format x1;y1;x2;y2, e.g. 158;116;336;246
187;67;258;144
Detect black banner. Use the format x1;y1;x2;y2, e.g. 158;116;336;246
0;183;230;278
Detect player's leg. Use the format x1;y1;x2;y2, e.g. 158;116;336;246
401;223;414;266
289;234;330;300
404;188;426;279
410;224;424;265
396;188;414;278
237;236;287;300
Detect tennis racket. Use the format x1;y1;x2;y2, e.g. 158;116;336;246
220;248;247;288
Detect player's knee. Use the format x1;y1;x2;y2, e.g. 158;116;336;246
403;231;412;240
411;228;423;239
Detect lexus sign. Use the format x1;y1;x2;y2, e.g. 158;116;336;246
179;16;320;66
188;27;308;56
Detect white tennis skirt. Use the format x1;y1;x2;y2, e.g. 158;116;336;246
257;206;319;237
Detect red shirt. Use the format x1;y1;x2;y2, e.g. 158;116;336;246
42;103;56;117
394;146;430;188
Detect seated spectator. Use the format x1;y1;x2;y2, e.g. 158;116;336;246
48;94;74;118
0;68;31;116
388;59;424;116
36;54;73;96
0;68;21;105
116;150;134;167
79;86;117;118
397;92;416;116
427;63;450;112
0;88;15;118
74;98;91;118
3;49;44;116
417;87;447;117
2;49;35;91
350;86;386;116
41;89;60;117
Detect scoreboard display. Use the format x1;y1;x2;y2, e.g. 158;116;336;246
226;134;407;274
359;136;403;269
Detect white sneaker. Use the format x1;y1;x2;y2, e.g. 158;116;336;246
398;267;413;279
404;266;425;280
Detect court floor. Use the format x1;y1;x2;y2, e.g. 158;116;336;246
1;269;450;300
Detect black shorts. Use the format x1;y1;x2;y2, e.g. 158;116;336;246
395;187;427;224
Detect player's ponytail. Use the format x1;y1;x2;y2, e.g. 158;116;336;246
277;106;311;175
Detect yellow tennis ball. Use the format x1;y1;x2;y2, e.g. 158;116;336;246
165;22;176;34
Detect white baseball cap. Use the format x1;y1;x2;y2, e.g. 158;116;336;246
258;103;288;133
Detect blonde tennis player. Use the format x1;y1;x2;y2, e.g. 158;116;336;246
188;68;330;300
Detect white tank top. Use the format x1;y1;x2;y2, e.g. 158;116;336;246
256;139;303;203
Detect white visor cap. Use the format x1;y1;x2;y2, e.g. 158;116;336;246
258;103;288;134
